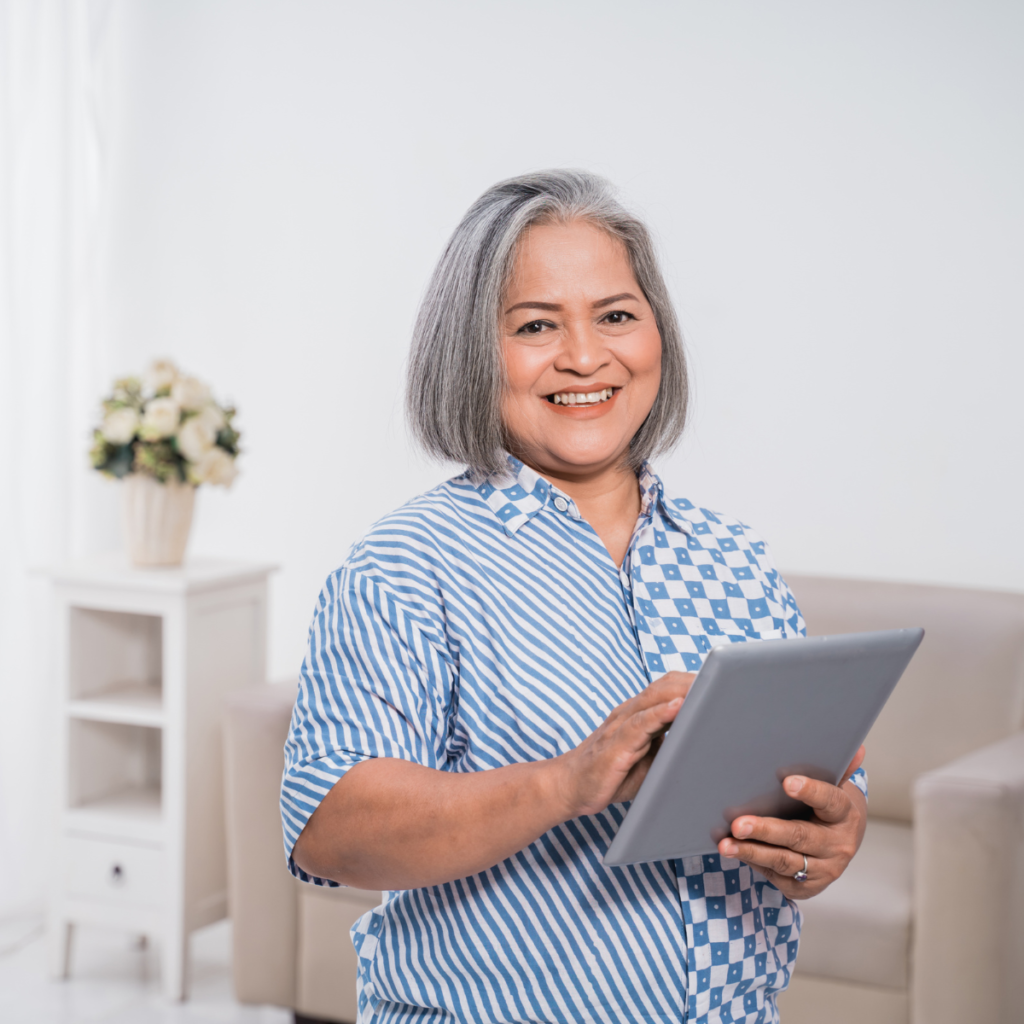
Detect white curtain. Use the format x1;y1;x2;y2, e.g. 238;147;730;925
0;0;117;919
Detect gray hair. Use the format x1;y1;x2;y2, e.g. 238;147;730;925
407;169;688;474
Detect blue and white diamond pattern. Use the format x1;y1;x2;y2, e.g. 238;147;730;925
628;481;805;678
681;854;801;1023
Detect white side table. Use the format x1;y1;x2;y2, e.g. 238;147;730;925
47;556;277;999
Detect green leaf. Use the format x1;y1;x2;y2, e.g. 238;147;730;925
216;426;240;455
107;445;134;479
134;439;188;483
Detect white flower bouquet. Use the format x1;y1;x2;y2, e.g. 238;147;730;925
90;360;240;487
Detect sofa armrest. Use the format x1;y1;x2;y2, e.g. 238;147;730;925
912;731;1024;1024
224;682;301;1008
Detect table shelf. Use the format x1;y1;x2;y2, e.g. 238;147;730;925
67;683;164;728
65;785;164;844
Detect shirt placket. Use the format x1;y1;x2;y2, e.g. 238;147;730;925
623;509;694;1018
620;508;658;682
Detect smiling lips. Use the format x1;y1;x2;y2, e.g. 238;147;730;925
547;387;616;407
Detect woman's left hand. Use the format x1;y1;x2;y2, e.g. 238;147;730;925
717;746;868;900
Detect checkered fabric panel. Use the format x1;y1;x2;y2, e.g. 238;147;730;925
628;490;807;679
615;471;804;1022
679;854;800;1023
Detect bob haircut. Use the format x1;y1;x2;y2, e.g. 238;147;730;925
407;170;688;474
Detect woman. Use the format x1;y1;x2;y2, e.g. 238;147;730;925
282;171;867;1024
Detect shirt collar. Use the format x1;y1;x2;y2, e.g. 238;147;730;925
637;461;693;536
470;455;552;535
473;455;693;537
637;462;662;518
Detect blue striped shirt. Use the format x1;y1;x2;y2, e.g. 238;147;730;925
282;457;867;1024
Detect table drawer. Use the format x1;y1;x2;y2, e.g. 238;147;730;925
65;835;164;906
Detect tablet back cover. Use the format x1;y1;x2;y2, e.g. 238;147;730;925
604;628;923;866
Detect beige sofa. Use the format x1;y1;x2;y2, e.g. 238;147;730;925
224;576;1024;1024
778;575;1024;1024
224;683;378;1023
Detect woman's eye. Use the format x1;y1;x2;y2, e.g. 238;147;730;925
603;310;635;325
518;320;551;335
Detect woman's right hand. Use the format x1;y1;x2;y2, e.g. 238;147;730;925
552;672;695;818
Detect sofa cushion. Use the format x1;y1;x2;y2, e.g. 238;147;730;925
778;973;909;1024
224;681;303;1007
787;575;1024;822
792;819;912;989
297;884;382;1023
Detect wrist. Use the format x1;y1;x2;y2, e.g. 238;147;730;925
533;752;579;825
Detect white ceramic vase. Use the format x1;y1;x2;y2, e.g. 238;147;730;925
122;474;196;567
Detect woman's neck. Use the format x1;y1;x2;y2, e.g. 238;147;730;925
522;458;642;568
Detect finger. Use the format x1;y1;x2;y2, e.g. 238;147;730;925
603;699;682;775
629;697;683;738
728;814;827;857
643;672;696;704
649;670;697;690
611;744;662;803
607;697;684;760
782;775;850;824
604;678;689;727
751;867;819;901
716;839;814;898
718;837;805;879
843;745;866;778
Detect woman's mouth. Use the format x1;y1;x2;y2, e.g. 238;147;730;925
546;387;616;407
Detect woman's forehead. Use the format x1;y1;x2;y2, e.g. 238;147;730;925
507;220;637;305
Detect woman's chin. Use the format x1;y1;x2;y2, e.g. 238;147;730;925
520;437;635;478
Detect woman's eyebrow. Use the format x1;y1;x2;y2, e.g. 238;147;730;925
505;300;561;314
592;292;640;309
504;292;640;315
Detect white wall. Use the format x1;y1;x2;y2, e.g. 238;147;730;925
1;0;1019;922
94;0;1023;688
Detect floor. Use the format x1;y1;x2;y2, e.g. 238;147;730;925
0;914;291;1023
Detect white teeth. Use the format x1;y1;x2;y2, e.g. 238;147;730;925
550;388;614;406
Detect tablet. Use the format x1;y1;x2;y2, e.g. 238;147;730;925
603;628;924;866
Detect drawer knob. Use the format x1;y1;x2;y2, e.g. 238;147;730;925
110;863;125;885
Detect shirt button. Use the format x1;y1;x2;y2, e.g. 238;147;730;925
553;497;569;512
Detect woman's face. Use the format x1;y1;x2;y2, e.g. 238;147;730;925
500;219;663;479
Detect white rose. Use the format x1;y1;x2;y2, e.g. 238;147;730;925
140;397;181;439
176;416;217;462
101;407;139;445
145;359;179;393
171;376;211;412
197;403;225;432
189;446;238;488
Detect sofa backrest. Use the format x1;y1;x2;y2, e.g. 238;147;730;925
785;575;1024;822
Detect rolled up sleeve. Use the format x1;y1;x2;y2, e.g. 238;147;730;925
848;766;869;800
280;557;455;885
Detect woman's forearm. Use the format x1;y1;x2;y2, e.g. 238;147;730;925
292;756;572;890
291;674;693;890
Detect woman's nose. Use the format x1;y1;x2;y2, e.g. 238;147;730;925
553;321;610;374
